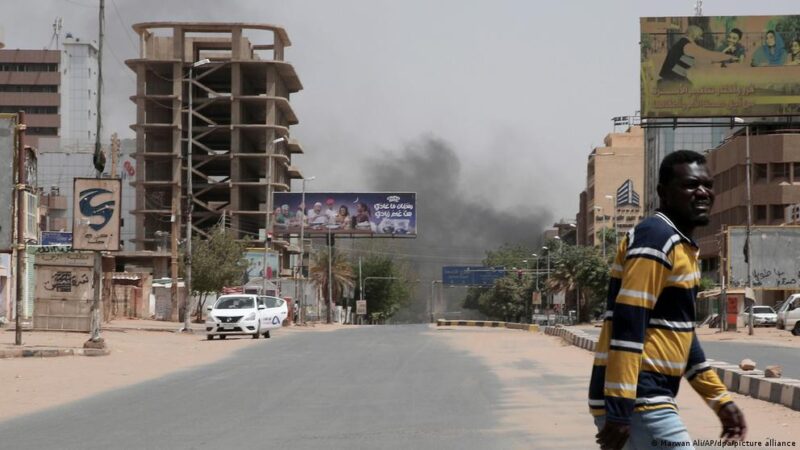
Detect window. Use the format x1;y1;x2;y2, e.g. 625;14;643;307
794;163;800;181
753;164;767;183
0;84;58;93
771;204;787;223
755;205;767;223
771;163;789;182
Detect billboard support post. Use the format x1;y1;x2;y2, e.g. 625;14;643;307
14;112;26;345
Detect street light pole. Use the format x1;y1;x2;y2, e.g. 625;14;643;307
297;176;314;324
183;58;210;332
735;117;754;336
605;194;618;251
593;205;606;259
430;280;441;323
263;136;287;295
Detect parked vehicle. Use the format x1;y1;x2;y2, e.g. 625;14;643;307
776;293;800;336
205;294;288;340
739;305;777;327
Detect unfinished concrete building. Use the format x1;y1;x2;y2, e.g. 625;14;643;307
127;23;304;264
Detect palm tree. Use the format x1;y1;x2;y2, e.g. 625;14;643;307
309;247;355;323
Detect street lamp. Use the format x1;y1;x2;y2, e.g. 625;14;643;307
593;205;607;259
263;135;287;295
430;280;441;323
735;117;754;336
297;176;315;324
542;246;550;323
183;58;210;332
605;194;618;251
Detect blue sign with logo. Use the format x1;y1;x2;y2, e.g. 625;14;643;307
41;231;73;246
442;266;506;286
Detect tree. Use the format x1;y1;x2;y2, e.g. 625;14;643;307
546;244;609;323
478;276;525;322
188;224;249;321
309;247;355;323
353;255;412;323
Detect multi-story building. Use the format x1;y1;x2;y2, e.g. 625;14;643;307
0;49;61;146
696;126;800;306
579;125;645;249
127;22;305;277
643;119;729;215
1;34;101;236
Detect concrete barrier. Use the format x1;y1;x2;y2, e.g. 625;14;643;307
542;325;800;413
436;319;539;333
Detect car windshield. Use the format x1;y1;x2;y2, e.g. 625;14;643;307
752;306;774;314
215;297;255;310
262;296;284;308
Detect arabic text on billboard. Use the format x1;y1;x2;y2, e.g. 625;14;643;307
641;15;800;118
272;192;416;237
728;226;800;290
442;266;505;286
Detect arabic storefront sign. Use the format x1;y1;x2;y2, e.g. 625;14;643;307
641;15;800;118
72;178;121;251
272;192;417;237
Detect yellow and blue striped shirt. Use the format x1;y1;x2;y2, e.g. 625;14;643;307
588;212;732;423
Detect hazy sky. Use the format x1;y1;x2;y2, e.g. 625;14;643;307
3;0;799;224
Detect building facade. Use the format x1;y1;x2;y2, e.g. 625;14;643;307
127;22;305;280
696;127;800;306
0;49;61;146
580;125;645;249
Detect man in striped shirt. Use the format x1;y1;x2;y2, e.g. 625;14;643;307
591;150;747;449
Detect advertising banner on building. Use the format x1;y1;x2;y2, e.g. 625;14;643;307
72;178;121;251
0;116;15;251
272;192;417;237
243;248;280;282
442;266;506;286
641;15;800;118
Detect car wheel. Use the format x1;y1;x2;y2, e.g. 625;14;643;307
219;334;227;340
206;335;214;340
253;326;261;339
264;330;270;339
792;322;800;336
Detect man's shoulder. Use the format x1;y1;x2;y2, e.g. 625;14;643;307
628;215;680;251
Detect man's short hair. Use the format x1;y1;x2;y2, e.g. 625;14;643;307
730;28;743;40
658;150;707;186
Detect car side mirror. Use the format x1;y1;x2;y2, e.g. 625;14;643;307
206;305;213;311
258;305;266;310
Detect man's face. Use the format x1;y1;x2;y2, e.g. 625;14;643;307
659;162;715;227
767;32;776;47
727;32;740;46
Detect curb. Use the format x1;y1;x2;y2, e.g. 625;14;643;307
0;347;111;358
436;319;539;333
542;325;800;412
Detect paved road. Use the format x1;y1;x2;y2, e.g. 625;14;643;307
0;325;529;450
580;327;800;379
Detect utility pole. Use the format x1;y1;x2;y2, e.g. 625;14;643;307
86;0;106;347
14;112;27;345
110;133;119;178
327;228;334;324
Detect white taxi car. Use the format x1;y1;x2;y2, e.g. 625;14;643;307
205;294;288;340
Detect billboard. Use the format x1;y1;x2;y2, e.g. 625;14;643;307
272;192;416;237
243;248;280;282
728;226;800;289
0;116;15;251
641;15;800;118
72;178;121;251
442;266;506;286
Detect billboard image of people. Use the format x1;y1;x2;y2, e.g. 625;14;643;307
641;15;800;118
272;192;416;237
